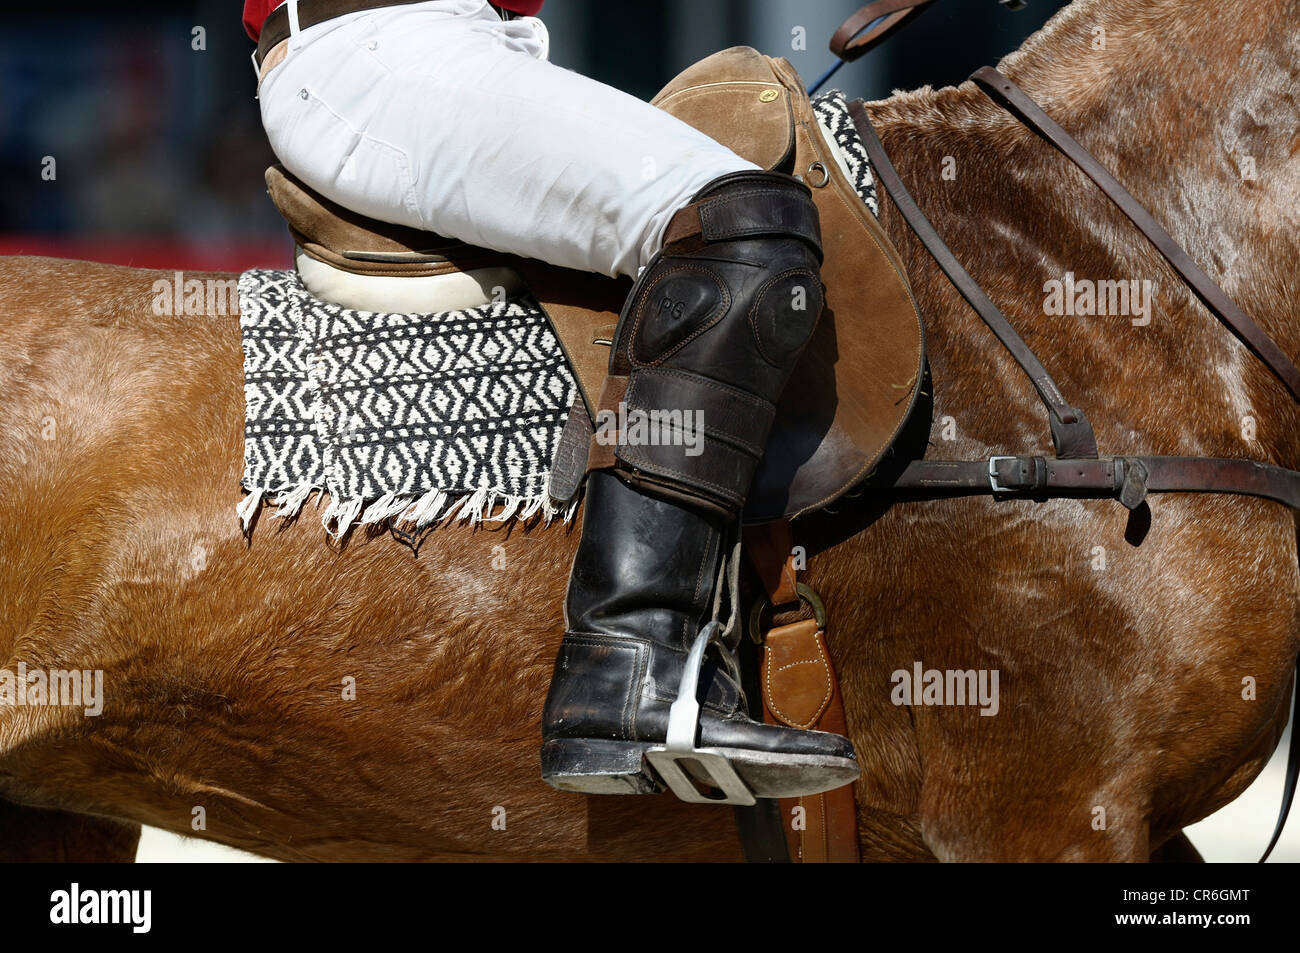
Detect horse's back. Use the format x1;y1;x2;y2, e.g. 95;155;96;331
0;256;746;860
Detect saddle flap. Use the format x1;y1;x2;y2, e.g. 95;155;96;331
746;56;924;520
651;46;795;172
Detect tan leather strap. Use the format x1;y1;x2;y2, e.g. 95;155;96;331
970;68;1300;404
761;618;860;863
830;0;936;62
745;522;860;863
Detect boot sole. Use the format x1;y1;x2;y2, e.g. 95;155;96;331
541;737;860;799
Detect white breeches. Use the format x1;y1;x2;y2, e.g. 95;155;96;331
257;0;759;279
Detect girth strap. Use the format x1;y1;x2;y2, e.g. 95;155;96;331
890;455;1300;512
970;68;1300;405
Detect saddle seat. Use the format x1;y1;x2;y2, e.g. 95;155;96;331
264;46;926;522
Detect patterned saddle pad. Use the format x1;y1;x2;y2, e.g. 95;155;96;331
236;90;876;537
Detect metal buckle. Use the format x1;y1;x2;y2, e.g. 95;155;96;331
988;455;1019;493
747;582;827;645
644;621;757;806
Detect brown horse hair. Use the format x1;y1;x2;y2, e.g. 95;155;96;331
0;0;1296;861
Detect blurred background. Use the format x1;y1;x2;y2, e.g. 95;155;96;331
3;0;1295;863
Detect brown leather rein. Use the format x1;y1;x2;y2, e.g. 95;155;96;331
849;84;1300;512
850;71;1300;517
840;43;1300;862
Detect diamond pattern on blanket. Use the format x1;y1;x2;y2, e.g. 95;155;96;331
236;91;878;536
240;269;326;495
238;269;578;535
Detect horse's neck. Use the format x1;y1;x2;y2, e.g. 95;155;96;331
868;0;1300;464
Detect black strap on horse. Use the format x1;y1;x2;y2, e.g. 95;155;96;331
845;64;1300;861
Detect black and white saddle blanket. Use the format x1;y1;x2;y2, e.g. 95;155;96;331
238;269;578;535
236;90;877;536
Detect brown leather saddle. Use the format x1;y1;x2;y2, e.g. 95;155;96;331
264;46;925;522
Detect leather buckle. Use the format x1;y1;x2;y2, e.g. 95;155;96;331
644;621;757;806
988;455;1050;493
987;455;1020;493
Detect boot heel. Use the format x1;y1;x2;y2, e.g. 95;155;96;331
540;738;663;795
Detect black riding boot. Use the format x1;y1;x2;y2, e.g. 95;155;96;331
541;171;859;801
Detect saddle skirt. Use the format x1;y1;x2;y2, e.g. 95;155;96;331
264;46;925;522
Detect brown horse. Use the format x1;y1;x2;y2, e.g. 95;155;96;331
0;0;1296;862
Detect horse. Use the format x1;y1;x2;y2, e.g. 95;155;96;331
0;0;1296;861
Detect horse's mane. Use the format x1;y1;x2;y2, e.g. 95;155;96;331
871;0;1296;141
862;0;1300;462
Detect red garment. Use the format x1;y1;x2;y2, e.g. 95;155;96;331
243;1;545;42
243;0;279;40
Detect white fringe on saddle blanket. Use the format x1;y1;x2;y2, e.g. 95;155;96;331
235;91;876;538
237;267;578;537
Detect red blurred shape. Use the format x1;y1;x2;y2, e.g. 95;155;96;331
0;236;293;274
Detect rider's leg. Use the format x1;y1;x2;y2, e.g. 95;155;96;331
256;0;859;798
256;0;755;279
541;169;859;798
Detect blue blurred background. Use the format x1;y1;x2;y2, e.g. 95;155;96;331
0;0;1070;269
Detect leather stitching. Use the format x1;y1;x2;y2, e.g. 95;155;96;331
631;366;772;410
627;263;731;367
764;629;833;729
617;444;743;499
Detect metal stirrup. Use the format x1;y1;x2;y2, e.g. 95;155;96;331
644;621;757;806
